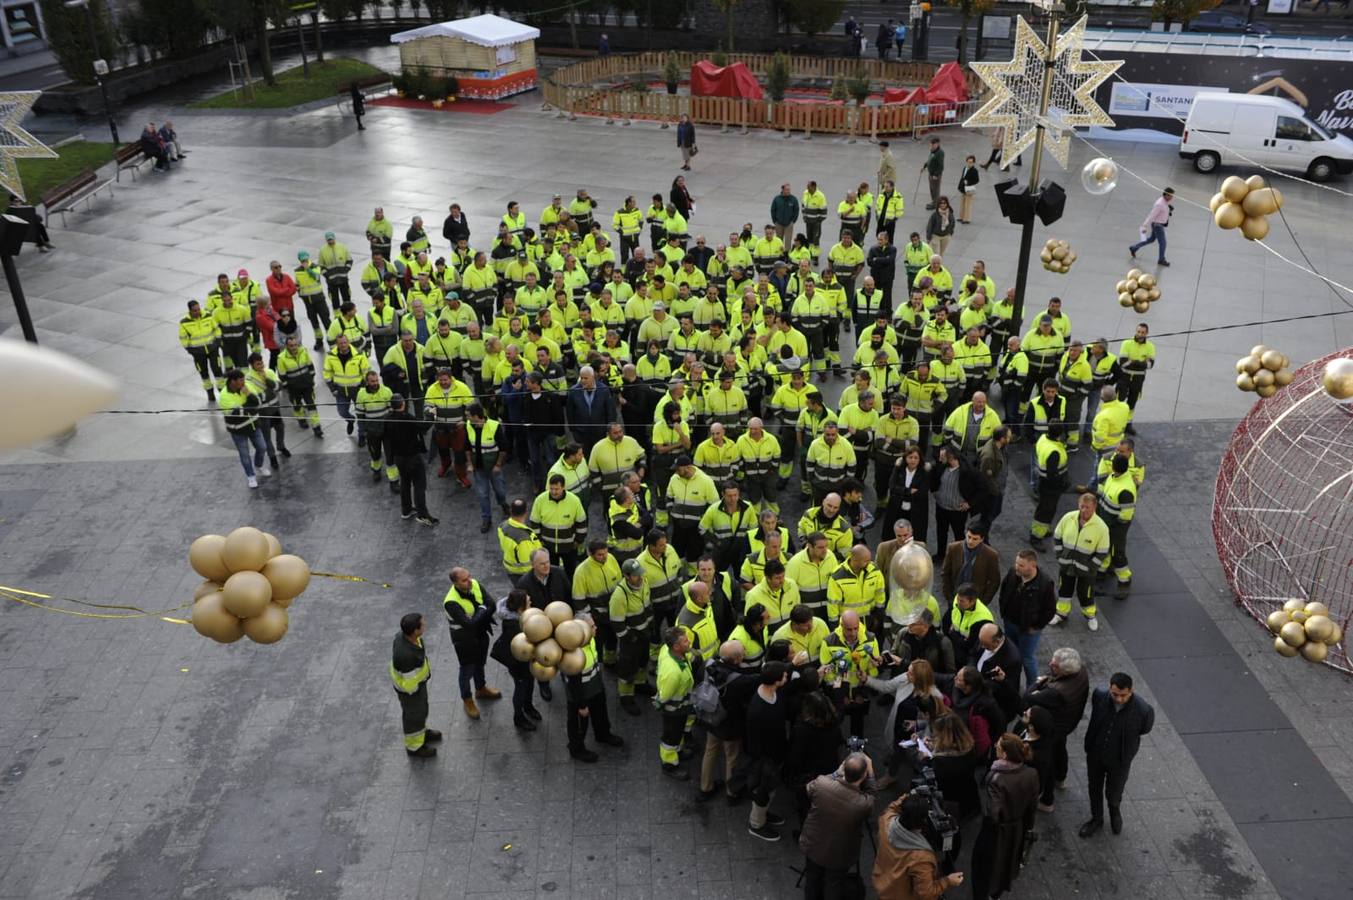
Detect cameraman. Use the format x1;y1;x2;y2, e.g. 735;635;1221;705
799;752;876;899
873;792;965;899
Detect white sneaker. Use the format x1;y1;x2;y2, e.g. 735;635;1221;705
247;476;259;489
1049;614;1066;627
259;466;273;478
1087;617;1099;632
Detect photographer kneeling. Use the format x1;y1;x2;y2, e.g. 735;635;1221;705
798;752;876;899
873;792;965;899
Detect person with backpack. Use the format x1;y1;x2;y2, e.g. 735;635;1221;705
696;640;758;802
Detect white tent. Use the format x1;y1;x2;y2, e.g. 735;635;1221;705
391;14;541;48
391;14;541;99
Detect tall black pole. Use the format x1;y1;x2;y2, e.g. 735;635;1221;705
3;252;38;344
79;3;118;144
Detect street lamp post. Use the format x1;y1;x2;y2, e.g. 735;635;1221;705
63;0;118;145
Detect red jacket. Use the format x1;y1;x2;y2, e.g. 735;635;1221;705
256;306;280;350
266;272;297;313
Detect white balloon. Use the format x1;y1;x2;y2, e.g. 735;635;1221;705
1080;157;1119;196
0;340;117;449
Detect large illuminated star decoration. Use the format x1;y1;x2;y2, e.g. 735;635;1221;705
0;92;56;202
964;15;1122;169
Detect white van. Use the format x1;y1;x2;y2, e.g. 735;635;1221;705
1179;93;1353;182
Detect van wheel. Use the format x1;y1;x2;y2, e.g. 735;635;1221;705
1308;158;1335;182
1193;151;1220;174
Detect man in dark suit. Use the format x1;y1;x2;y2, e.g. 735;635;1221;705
565;365;616;452
928;444;987;560
940;522;1001;607
975;622;1023;724
1080;672;1155;838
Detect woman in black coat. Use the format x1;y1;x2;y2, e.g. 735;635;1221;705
956;155;979;224
670;175;694;220
970;733;1040;900
489;590;542;731
883;443;930;543
784;691;845;828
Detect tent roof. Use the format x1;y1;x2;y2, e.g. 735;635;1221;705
390;14;540;48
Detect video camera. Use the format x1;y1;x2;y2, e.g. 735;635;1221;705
846;735;867;754
909;767;958;854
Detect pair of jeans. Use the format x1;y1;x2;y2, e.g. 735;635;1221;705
230;429;267;476
334;389;363;437
1004;617;1043;684
473;466;508;520
456;659;486;699
1130;222;1167;262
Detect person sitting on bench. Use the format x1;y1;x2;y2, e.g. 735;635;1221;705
158;120;186;160
140;123;171;172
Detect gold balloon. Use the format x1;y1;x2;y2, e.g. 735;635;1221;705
1245;174;1266;192
1133;288;1149;303
1274;636;1299;658
1304;615;1334;643
1275;369;1294;387
192;592;245;644
534;637;563;667
1045;238;1058;250
1133;301;1151;314
222;526;270;573
510;631;537;662
1322;358;1353;401
557;620;588;651
1214;202;1245;230
262;532;283;560
1300;640;1328;663
1242;187;1278;218
1115;280;1128;293
1266;609;1290;634
1252;369;1275;389
1221;175;1249;202
1148;287;1161;302
1125;279;1139;293
1303;601;1329;618
189;534;231;582
1327;623;1343;646
1290;609;1309;624
1280;621;1307;647
1209;192;1226;213
544;600;574;627
1236;373;1255;392
193;579;222;602
1051;246;1068;261
1094;161;1115;182
1259;351;1284;372
1127;268;1143;280
521;609;554;642
1251;344;1270;358
1258;382;1280;397
242;603;289;644
1240;216;1269;241
1240;355;1263;375
559;648;587;676
891;542;933;592
1138;274;1156;290
1270;187;1284;211
222;570;272;619
261;554;310;604
1283;598;1306;614
530;661;557;681
1119;293;1134;308
1039;249;1053;264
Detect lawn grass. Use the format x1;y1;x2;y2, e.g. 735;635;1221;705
9;140;116;208
189;57;388;109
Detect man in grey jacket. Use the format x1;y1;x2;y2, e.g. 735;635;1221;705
799;753;875;897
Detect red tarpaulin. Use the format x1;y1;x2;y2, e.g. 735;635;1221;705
689;60;764;100
883;61;969;105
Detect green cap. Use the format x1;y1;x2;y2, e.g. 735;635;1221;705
324;231;336;240
297;250;310;260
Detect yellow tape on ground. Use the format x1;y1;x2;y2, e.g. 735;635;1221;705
310;571;395;588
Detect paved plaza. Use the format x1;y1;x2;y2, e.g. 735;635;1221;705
1;79;1352;899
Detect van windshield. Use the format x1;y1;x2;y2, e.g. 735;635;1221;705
1308;119;1335;141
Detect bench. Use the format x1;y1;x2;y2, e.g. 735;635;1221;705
40;168;113;227
342;75;394;101
115;142;154;182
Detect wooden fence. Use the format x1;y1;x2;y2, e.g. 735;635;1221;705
541;52;986;139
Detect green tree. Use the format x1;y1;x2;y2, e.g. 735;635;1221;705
829;73;847;101
847;72;870;105
785;0;845;36
38;0;117;85
765;51;790;102
121;0;214;60
212;0;288;87
1151;0;1221;26
944;0;996;65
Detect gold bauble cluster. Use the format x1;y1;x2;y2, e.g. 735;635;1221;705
189;527;311;644
1235;345;1293;398
512;602;595;680
1210;175;1283;242
1040;238;1076;274
1115;268;1160;314
1267;599;1343;662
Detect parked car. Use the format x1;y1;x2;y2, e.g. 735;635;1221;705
1180;92;1353;181
1187;11;1272;34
